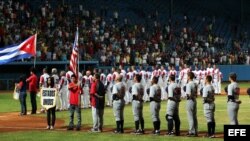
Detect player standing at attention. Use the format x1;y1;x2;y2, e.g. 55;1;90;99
105;70;113;107
226;72;241;125
212;65;220;95
58;71;68;111
149;76;161;135
51;68;60;111
166;75;181;136
131;74;145;134
185;72;198;137
202;75;216;138
112;74;126;133
39;68;50;113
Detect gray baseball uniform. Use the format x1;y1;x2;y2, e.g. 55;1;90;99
112;81;126;133
132;83;144;120
202;84;215;122
166;82;181;135
186;80;198;135
132;82;144;133
149;84;161;134
227;82;240;125
203;84;216;137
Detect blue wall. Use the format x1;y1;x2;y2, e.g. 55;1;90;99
218;65;250;81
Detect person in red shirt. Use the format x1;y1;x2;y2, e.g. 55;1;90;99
67;74;82;131
90;73;105;132
26;67;38;114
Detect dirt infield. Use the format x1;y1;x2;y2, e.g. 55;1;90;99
0;112;65;132
0;112;224;138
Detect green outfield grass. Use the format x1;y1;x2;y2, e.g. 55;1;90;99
0;82;250;141
221;82;250;91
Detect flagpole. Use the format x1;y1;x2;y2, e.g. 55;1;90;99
33;33;37;68
76;25;81;108
34;56;36;68
77;25;79;81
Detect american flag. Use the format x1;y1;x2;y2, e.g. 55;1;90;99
70;28;79;78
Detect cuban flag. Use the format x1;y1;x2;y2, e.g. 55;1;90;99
0;34;37;65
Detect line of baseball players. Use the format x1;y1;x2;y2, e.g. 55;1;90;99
37;63;241;138
44;63;223;112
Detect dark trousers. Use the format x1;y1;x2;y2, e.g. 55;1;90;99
19;93;27;114
69;104;81;128
47;107;56;126
30;91;37;114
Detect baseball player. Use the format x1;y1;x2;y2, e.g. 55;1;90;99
178;65;185;98
126;67;134;104
160;65;168;100
82;70;92;108
202;75;216;138
185;72;198;137
166;75;181;136
192;65;202;95
151;65;160;80
119;65;126;77
200;66;207;88
131;74;145;134
39;68;50;113
66;67;74;83
143;68;151;102
51;68;60;111
58;71;68;110
218;71;223;94
149;76;161;135
112;74;126;133
105;70;113;106
206;63;214;77
40;68;50;88
212;65;220;94
181;64;190;98
167;65;177;82
99;69;106;85
139;67;147;91
226;72;241;125
66;68;74;108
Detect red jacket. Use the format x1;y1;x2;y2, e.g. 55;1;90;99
68;82;81;105
90;81;97;107
26;74;38;92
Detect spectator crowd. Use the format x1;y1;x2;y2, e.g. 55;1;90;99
0;0;250;67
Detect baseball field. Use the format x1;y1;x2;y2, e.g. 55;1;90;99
0;82;249;141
